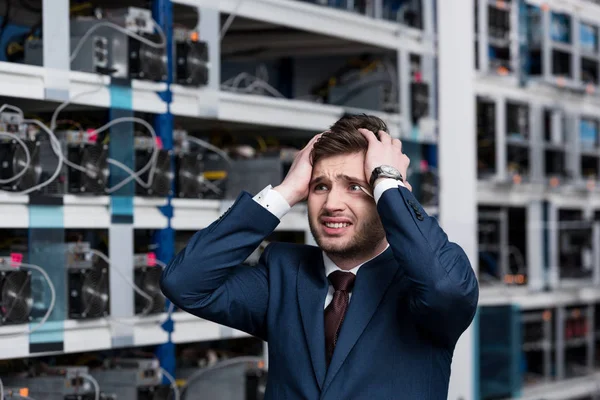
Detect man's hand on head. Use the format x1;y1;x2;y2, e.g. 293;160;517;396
274;132;324;207
358;129;412;192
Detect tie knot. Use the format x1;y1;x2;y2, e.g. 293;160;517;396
328;270;356;292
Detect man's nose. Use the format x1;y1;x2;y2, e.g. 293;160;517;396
323;188;345;211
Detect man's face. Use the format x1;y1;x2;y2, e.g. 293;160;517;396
307;152;386;260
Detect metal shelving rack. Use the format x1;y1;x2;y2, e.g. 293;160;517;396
3;0;600;399
0;0;457;397
476;0;600;399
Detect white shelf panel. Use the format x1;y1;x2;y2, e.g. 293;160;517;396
0;325;31;359
172;198;310;232
477;180;600;208
0;62;167;114
218;91;403;136
476;75;600;115
0;62;46;100
63;195;110;228
526;0;600;22
0;316;171;360
0;194;29;228
71;72;167;114
133;197;169;229
174;0;433;54
63;319;113;354
171;198;221;230
515;371;600;400
171;311;250;344
479;286;600;309
170;85;218;118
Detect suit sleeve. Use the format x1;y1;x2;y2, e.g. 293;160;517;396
160;192;280;342
377;186;479;348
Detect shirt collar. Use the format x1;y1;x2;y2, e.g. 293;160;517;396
322;244;390;277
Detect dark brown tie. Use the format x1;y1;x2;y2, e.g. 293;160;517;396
324;270;356;366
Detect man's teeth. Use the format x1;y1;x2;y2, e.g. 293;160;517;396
325;222;350;229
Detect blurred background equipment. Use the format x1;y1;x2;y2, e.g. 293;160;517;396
0;0;598;399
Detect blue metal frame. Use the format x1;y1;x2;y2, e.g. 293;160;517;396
152;0;177;385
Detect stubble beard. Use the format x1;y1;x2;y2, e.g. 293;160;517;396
308;212;386;261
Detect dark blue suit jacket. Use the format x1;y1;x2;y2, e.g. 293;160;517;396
160;186;479;400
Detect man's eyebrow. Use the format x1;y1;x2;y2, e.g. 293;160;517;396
309;175;325;186
338;174;368;185
309;174;368;186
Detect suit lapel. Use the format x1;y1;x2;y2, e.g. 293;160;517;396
322;248;400;393
297;248;329;390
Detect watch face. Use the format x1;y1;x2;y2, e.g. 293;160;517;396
381;165;399;175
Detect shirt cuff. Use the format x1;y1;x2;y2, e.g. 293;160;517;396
373;179;406;204
252;185;291;220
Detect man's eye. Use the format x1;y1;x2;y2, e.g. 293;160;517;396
349;185;362;191
315;184;328;191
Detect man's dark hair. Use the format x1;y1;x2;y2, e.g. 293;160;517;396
310;114;388;165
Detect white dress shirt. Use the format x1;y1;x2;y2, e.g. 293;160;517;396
251;178;404;308
321;245;389;309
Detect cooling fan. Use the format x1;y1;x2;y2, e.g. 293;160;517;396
134;254;165;315
408;161;438;206
129;34;167;82
175;152;203;198
174;28;209;87
67;246;110;320
67;142;109;194
135;148;173;197
0;267;33;325
0;138;42;192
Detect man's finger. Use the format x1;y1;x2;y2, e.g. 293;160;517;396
392;138;402;150
358;128;377;143
378;130;392;145
304;132;324;151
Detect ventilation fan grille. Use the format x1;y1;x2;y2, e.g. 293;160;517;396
176;152;203;198
134;266;165;315
79;143;109;194
0;270;33;324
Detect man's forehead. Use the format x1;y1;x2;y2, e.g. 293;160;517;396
312;154;366;182
313;153;364;172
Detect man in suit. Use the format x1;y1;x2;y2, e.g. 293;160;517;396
160;114;479;399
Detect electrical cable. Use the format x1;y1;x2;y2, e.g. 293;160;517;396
53;117;160;194
0;261;56;338
16;119;63;195
47;78;160;193
79;373;100;400
87;249;155;316
220;0;245;40
0;132;31;185
0;104;64;195
185;136;232;167
0;376;3;400
184;136;233;196
70;18;166;64
159;367;180;400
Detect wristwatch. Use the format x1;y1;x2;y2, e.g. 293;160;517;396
369;165;404;188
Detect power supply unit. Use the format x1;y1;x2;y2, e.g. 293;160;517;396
0;255;33;325
225;152;295;201
0;112;42;193
174;27;209;87
1;366;101;400
173;130;230;199
133;252;165;316
134;136;173;197
66;242;110;320
36;130;109;197
25;7;167;81
91;358;171;400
